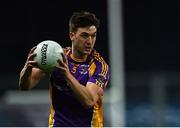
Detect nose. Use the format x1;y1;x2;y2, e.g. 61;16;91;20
86;36;93;44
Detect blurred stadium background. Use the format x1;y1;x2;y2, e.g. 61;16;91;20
0;0;180;127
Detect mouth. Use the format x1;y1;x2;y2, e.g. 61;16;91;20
84;47;92;52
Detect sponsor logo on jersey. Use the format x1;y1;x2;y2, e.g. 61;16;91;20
97;73;106;84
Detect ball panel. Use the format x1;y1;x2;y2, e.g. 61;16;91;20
34;40;63;72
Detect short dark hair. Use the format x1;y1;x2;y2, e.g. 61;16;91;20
69;11;100;32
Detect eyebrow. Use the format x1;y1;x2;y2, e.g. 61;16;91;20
80;32;97;35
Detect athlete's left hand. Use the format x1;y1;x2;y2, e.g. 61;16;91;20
56;52;69;76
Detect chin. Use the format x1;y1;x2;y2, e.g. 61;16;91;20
84;51;91;55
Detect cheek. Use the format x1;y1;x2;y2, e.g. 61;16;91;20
73;41;84;49
92;39;96;45
76;39;86;46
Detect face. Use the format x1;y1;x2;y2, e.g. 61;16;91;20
69;25;97;57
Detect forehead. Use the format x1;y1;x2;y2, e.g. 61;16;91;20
76;25;97;34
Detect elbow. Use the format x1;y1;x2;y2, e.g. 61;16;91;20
19;82;31;91
82;95;99;109
19;86;30;91
19;85;30;91
83;100;96;109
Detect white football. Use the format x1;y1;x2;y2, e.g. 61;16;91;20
34;40;63;72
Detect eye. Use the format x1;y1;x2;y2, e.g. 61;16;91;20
79;33;97;40
80;33;89;39
91;34;96;39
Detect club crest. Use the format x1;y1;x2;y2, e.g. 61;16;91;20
79;64;89;74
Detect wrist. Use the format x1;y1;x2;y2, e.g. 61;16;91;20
65;71;72;81
65;72;76;86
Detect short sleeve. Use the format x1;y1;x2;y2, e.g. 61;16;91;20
88;60;110;90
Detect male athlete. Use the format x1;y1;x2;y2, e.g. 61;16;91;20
19;11;110;127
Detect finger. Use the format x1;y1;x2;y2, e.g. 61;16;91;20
28;53;37;60
26;64;34;68
28;61;39;68
27;53;36;62
63;48;67;53
57;59;64;67
61;53;67;63
55;62;66;72
29;46;37;54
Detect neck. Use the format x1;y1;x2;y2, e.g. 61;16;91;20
71;48;88;62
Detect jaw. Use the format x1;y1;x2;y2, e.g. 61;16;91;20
83;47;92;54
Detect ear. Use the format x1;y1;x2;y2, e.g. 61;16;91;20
69;32;75;41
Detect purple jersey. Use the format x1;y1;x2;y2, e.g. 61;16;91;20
48;47;110;127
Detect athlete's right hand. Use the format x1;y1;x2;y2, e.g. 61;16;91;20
19;46;45;90
24;46;38;69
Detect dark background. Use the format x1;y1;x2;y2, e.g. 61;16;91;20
123;0;180;126
1;0;180;74
0;0;180;126
0;1;109;74
123;0;180;72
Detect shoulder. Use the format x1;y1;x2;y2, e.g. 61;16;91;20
91;49;108;66
90;49;109;75
88;50;110;89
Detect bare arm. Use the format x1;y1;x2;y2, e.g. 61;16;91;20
66;72;103;108
19;47;45;90
57;54;103;108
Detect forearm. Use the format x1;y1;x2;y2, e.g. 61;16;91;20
19;66;44;90
56;53;99;108
19;66;33;90
65;72;97;108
